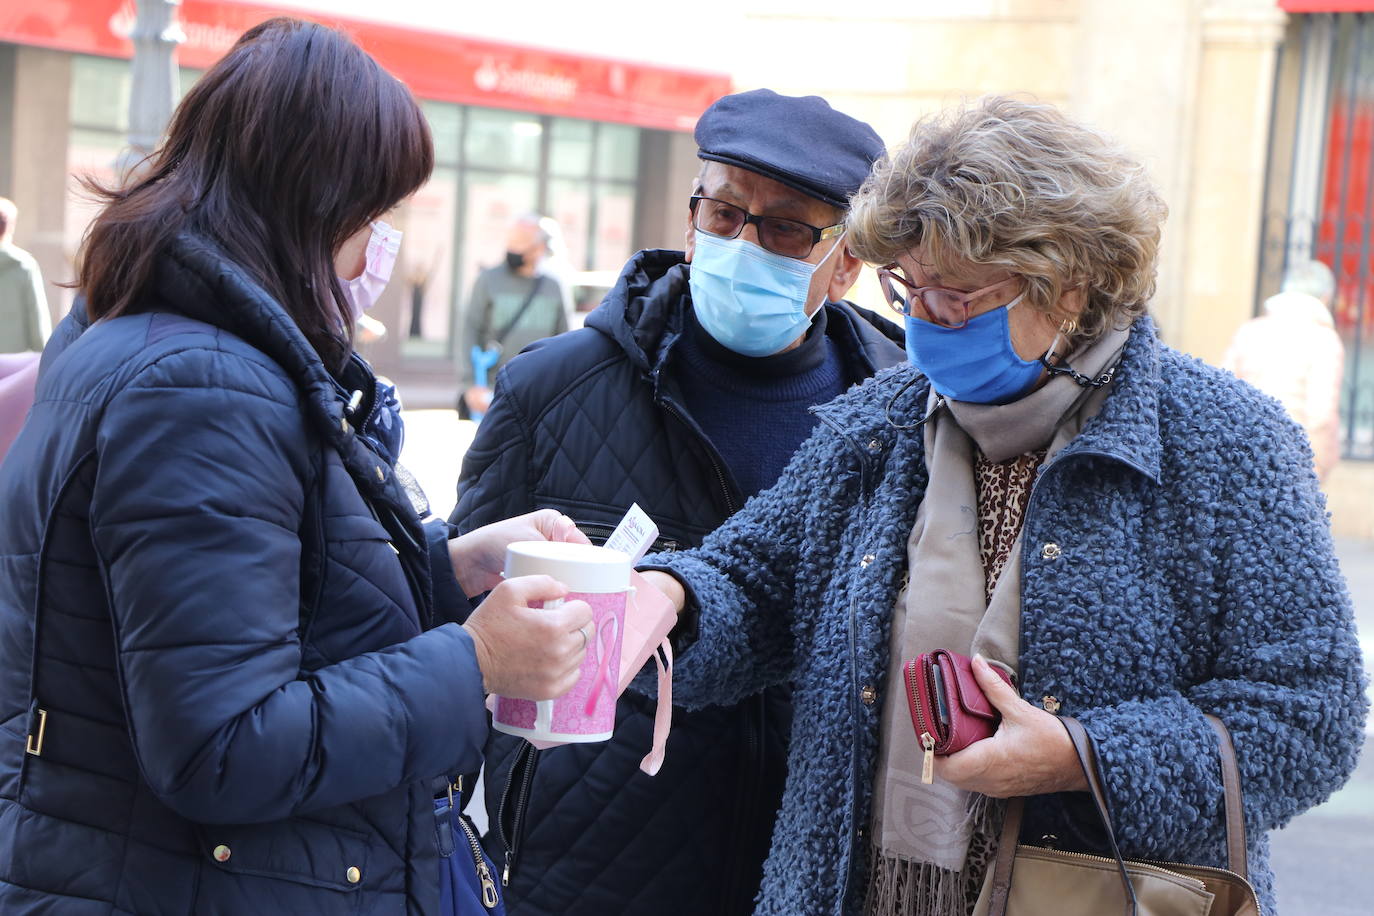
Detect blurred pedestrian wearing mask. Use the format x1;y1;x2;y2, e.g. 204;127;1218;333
459;214;571;419
1224;258;1345;482
0;18;593;914
637;96;1367;916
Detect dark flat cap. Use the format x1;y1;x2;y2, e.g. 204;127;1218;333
695;89;886;210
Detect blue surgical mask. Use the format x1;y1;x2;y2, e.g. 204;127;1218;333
688;229;844;357
904;292;1049;404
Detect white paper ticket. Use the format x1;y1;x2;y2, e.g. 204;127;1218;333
603;503;659;564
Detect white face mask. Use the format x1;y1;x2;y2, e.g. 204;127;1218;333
339;220;402;322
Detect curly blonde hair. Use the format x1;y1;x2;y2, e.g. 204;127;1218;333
847;96;1167;342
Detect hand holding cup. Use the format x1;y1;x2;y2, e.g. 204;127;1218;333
462;575;592;700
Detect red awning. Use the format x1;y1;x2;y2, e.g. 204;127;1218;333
0;1;730;131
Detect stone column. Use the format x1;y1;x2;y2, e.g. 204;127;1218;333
9;48;72;326
119;0;184;180
1068;0;1202;350
1176;0;1288;364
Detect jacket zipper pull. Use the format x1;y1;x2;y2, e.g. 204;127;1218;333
502;852;512;887
920;732;935;785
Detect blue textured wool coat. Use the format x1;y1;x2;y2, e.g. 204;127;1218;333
644;316;1369;916
0;234;487;914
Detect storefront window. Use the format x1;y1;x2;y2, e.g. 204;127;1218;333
550;119;594;176
465;108;544;172
593;184;636;274
401;104;643;360
547;178;592;278
597;124;641;181
400;167;460;358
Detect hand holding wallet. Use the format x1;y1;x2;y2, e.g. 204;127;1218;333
903;649;1014;784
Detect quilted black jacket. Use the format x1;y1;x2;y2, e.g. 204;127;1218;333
452;249;903;915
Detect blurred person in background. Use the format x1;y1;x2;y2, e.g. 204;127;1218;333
0;198;48;463
1223;258;1345;482
0;197;49;354
452;89;904;916
0;19;594;914
459;213;571;419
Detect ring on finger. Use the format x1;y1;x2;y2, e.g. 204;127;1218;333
577;624;590;650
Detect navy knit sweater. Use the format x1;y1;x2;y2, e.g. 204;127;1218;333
675;306;849;500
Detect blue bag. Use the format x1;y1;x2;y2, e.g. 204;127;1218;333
435;785;504;916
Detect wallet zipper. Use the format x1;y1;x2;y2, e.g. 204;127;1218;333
904;660;942;784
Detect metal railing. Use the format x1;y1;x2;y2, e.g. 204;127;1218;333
1258;12;1374;460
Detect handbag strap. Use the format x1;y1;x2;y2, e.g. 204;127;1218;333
983;714;1247;916
482;274;550;351
1205;713;1249;879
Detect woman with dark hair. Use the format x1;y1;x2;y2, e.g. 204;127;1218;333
0;18;593;914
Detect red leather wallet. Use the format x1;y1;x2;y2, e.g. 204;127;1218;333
903;649;1013;784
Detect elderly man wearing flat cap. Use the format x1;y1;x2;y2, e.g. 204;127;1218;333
451;89;902;915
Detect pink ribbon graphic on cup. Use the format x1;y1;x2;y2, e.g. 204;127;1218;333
583;614;621;717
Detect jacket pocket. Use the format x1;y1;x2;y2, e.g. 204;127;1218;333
196;818;371;893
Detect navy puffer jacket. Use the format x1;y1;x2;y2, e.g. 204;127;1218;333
0;234;486;914
453;249;904;915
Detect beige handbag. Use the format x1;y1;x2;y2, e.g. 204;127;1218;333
973;715;1261;916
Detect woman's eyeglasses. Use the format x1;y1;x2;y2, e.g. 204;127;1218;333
690;195;843;260
877;267;1022;329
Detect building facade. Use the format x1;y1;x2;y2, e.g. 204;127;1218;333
730;0;1373;535
0;0;721;404
2;0;1372;532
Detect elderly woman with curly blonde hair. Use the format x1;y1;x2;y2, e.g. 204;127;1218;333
637;95;1367;916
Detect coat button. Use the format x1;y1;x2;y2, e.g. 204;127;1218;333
860;553;876;568
346;866;362;884
861;685;877;706
1042;695;1062;713
867;438;882;452
1040;542;1062;560
212;845;231;863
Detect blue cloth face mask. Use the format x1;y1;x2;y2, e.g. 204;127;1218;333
688;229;844;357
904;292;1050;404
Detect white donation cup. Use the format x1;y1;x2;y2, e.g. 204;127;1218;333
490;541;632;743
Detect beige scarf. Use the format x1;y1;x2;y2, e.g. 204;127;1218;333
865;325;1131;915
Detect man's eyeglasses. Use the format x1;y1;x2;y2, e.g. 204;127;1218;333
690;195;844;260
877;266;1022;329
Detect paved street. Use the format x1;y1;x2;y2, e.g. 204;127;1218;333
1269;537;1374;916
401;409;1374;913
